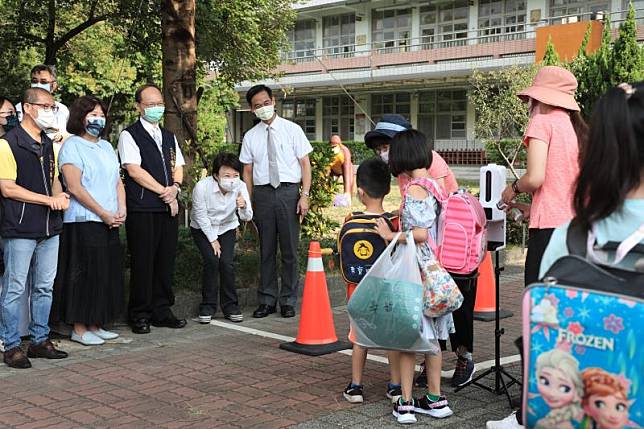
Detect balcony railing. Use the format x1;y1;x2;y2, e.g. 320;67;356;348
281;7;643;64
281;27;536;63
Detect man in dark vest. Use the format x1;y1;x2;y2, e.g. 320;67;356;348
0;87;70;369
117;84;186;334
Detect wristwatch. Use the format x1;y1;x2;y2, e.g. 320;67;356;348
301;190;310;197
173;182;182;196
511;179;521;195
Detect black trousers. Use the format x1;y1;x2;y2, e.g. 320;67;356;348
191;227;239;315
253;183;300;307
126;211;178;322
440;273;478;354
516;228;554;423
525;228;555;287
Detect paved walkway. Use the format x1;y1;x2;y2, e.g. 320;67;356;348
0;261;526;428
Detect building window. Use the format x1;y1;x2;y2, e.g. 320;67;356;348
371;93;411;125
478;0;527;42
323;96;354;141
420;1;469;49
372;8;412;52
281;98;316;140
549;0;610;23
418;90;467;140
287;19;316;60
622;0;644;23
323;14;355;57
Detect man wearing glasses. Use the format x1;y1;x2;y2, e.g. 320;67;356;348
240;84;312;319
117;84;186;335
0;88;70;369
15;64;69;144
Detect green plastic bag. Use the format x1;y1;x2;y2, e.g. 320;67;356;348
348;232;437;352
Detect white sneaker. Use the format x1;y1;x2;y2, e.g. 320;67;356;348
486;412;524;429
0;339;4;353
71;331;105;346
393;400;417;424
198;315;212;324
93;329;119;340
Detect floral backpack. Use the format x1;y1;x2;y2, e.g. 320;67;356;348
401;177;464;318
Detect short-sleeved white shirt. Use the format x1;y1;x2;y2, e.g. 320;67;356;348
239;115;312;185
117;118;185;167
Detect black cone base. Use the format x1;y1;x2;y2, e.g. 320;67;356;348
279;340;351;356
474;309;513;322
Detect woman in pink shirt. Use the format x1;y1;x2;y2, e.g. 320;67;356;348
501;66;588;289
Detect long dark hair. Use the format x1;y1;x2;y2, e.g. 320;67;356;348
574;82;644;228
570;111;588;148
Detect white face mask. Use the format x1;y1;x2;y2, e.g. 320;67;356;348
32;108;56;131
380;150;389;163
218;177;240;193
254;104;275;121
31;82;51;93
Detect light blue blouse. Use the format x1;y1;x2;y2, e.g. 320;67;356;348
539;199;644;278
59;135;120;224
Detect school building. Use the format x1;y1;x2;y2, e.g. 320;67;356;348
231;0;643;163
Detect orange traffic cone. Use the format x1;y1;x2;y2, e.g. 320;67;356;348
279;241;351;356
473;251;513;322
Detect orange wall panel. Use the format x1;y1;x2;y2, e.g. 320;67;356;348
536;20;603;63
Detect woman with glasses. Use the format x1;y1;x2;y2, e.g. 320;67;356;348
0;97;18;138
50;96;125;346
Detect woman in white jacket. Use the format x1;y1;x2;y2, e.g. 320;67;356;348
190;152;253;324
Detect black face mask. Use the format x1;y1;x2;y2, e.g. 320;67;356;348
3;114;18;132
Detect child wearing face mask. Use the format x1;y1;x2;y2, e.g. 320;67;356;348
190;152;253;324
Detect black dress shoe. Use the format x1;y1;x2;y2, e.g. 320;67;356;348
131;319;151;334
252;304;276;318
3;347;32;369
151;315;187;329
27;340;68;359
280;305;296;318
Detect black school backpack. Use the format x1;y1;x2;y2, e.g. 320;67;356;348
337;212;398;284
543;219;644;294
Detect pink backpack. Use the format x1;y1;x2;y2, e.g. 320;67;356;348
402;177;487;275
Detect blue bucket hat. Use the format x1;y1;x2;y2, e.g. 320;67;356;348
364;114;412;149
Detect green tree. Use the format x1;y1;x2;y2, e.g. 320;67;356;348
0;0;159;66
611;1;644;84
195;0;296;85
469;65;538;175
542;36;561;65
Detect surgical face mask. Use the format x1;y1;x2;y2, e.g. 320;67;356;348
143;106;165;123
31;82;51;93
254;104;275;121
218;177;240;193
2;114;18;132
380;150;389;163
85;116;106;137
32;108;55;131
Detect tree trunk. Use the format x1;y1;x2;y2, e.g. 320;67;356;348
161;0;197;173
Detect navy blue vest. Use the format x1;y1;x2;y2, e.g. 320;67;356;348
122;120;175;213
0;126;63;239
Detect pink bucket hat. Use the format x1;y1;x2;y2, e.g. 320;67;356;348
517;66;580;112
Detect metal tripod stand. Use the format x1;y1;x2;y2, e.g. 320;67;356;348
454;249;521;407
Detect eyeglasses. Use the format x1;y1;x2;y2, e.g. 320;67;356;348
140;102;165;108
253;100;272;110
26;103;59;113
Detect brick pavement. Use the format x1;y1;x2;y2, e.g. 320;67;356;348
0;258;527;428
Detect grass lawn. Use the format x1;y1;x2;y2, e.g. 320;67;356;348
321;178;481;241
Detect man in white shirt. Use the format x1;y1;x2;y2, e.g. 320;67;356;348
240;84;312;319
117;84;187;334
15;64;69;143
